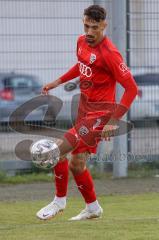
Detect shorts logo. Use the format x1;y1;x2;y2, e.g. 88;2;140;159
78;61;92;78
93;118;101;130
119;62;129;75
90;53;96;64
79;125;89;136
75;133;80;141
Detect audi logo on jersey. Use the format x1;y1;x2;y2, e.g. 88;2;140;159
78;61;92;78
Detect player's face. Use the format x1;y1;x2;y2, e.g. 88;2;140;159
83;16;107;46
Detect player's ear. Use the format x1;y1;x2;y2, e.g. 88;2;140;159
101;20;107;30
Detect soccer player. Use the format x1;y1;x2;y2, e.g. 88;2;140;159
36;5;138;221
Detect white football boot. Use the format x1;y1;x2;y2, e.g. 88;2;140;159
36;201;65;220
69;205;103;221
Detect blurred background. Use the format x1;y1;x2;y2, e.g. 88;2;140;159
0;0;159;178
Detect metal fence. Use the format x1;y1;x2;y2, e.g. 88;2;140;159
127;0;159;161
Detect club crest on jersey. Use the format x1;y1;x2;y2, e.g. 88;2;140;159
90;53;96;64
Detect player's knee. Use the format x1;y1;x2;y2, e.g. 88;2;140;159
69;158;86;175
59;154;67;161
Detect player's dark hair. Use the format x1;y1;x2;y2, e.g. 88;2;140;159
84;5;106;22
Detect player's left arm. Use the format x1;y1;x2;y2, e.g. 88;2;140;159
100;49;138;139
105;50;138;120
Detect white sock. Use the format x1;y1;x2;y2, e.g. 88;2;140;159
86;200;101;212
53;196;66;208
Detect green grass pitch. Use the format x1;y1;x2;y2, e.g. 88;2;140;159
0;193;159;240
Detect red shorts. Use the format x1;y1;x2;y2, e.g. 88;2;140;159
65;127;99;154
64;111;109;155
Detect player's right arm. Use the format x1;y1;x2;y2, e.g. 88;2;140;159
42;63;80;94
42;36;82;95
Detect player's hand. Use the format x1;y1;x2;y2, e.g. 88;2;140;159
41;78;62;95
41;84;51;95
101;119;118;141
101;125;113;141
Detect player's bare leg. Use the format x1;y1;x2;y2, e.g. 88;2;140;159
69;152;103;221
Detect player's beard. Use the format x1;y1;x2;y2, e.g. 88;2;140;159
86;35;95;44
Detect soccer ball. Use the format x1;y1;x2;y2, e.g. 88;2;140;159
30;139;60;169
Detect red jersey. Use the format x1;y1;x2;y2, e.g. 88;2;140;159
62;35;138;152
60;35;138;119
